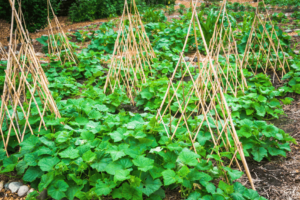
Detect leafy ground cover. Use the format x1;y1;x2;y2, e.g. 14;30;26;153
1;0;300;199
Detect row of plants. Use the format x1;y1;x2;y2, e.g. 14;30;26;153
264;0;300;9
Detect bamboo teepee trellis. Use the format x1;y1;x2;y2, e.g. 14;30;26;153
0;43;7;61
241;0;290;83
45;0;77;65
209;0;247;96
103;0;155;105
157;0;255;190
0;0;60;156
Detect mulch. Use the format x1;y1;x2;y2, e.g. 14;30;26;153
0;173;30;200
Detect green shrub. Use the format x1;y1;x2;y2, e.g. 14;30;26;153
272;12;287;22
69;0;98;23
68;0;176;23
142;8;167;23
0;0;60;33
291;11;300;20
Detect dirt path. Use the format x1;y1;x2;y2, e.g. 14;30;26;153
0;17;109;47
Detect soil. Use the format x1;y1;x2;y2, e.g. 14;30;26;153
0;16;109;47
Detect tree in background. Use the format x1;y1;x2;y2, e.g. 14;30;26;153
0;0;60;33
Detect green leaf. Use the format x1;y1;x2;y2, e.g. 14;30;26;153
127;121;143;129
267;146;286;157
23;166;44;182
233;182;246;193
105;158;133;175
56;131;72;143
166;143;183;151
16;160;28;175
0;149;6;160
59;147;80;159
178;148;200;166
107;145;128;161
108;131;124;142
26;190;40;199
24;152;39;166
132;156;154;172
238;125;252;138
1;164;16;173
178;165;190;177
254;103;266;117
196;160;212;170
37;146;53;156
269;99;281;108
243;189;259;199
80;131;95;141
82;150;96;163
197;132;212;145
48;180;69;200
149;166;164;179
129;176;141;187
257;95;267;102
158;151;177;168
39;137;56;148
218;180;234;194
46;118;61;126
278;143;291;151
93;104;109;112
69;174;85;185
162;169;178;185
95;180;117;196
140;177;162;197
112;182;143;200
140;88;153;100
38;157;60;171
246;109;254;115
231;193;245;200
74;191;88;200
88;110;102;120
206;182;216;194
262;125;277;137
91;154;112;172
38;172;54;191
20;135;40;150
66;181;84;200
281;97;294;105
251;147;267;162
187;169;212;182
187;192;201;200
75;117;89;126
207;154;222;162
114;169;131;182
3;155;18;167
224;167;243;181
